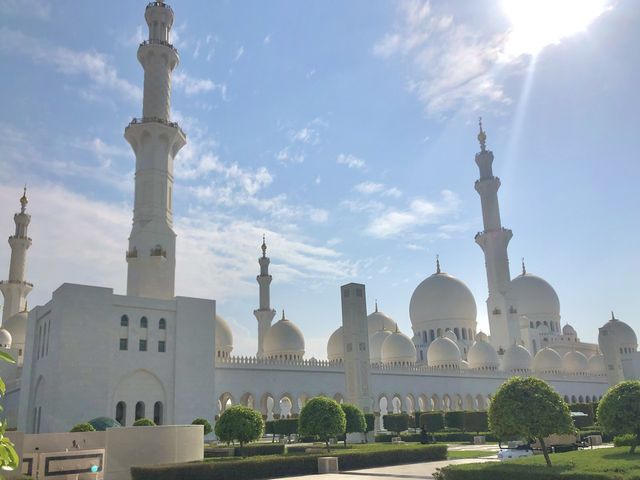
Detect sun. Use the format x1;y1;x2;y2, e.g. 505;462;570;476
501;0;610;56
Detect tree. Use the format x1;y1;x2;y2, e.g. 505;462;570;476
420;412;444;433
363;413;375;443
597;381;640;454
489;376;574;467
214;406;264;456
340;404;366;445
133;418;156;426
298;397;346;452
383;413;409;436
464;411;488;435
0;351;19;474
70;423;96;432
192;418;212;435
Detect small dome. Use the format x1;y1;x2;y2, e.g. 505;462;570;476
0;329;12;349
367;306;397;339
502;344;532;372
370;328;392;364
467;338;499;370
563;350;589;375
588;353;606;376
381;329;416;366
598;314;638;349
327;326;343;363
215;314;233;353
427;336;461;368
444;330;458;342
562;324;577;336
476;331;489;343
532;347;562;374
509;272;560;317
4;311;27;345
264;312;305;359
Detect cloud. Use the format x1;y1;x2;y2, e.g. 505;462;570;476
234;46;245;61
0;0;51;20
0;27;141;102
354;181;402;198
173;71;227;98
337;153;366;170
276;120;325;163
276;147;304;164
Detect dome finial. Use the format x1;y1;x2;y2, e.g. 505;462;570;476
261;234;267;258
375;299;378;313
436;254;441;274
521;257;526;276
611;311;616;321
20;185;28;213
477;117;487;152
281;309;285;320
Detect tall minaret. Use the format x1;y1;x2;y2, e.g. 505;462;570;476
473;119;519;351
254;235;276;358
124;0;186;300
0;188;33;322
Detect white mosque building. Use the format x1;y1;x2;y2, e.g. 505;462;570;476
1;0;639;434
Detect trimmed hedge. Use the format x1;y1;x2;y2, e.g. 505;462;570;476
383;413;410;435
463;411;488;434
433;464;612;480
235;444;284;457
131;444;448;480
364;413;375;433
420;412;444;432
444;411;465;431
375;431;498;443
273;419;298;436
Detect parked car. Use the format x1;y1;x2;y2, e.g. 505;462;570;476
497;444;534;461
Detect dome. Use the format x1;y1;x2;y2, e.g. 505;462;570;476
4;311;27;345
381;329;416;366
0;329;12;349
598;314;638;349
370;328;392;364
409;268;477;329
467;338;499;370
427;336;461;368
476;331;489;343
588;353;606;376
327;326;343;363
502;344;532;372
509;272;560;318
562;324;577;336
444;330;458;342
367;306;397;339
264;312;305;359
562;350;589;375
532;347;562;374
215;314;233;353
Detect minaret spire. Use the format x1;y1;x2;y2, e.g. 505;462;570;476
254;235;276;358
0;189;34;322
478;117;487;152
124;0;186;300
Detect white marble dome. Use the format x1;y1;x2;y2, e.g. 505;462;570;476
588;353;606;376
215;314;233;356
4;311;27;345
598;314;638;349
264;312;305;360
562;324;577;336
409;267;477;330
444;330;458;342
367;306;397;339
563;350;589;375
0;328;12;349
327;326;343;363
532;347;562;374
502;344;532;372
467;338;499;370
370;328;393;364
381;329;416;366
427;336;461;369
476;331;489;342
509;272;560;317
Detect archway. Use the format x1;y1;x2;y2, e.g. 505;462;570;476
442;394;451;412
465;394;475;411
113;369;166;426
391;395;402;414
240;393;255;409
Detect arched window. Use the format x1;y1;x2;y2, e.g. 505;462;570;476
140;317;148;329
159;318;166;330
135;401;145;420
436;328;442;337
116;401;126;426
454;328;460;339
154;401;163;425
121;315;129;327
423;331;427;343
429;330;435;341
461;329;467;340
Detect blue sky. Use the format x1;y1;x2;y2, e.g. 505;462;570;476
0;0;638;358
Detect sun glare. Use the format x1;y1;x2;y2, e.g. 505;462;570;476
502;0;610;56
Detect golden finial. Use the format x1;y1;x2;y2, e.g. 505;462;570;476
281;309;285;320
375;299;378;313
611;311;616;321
261;234;267;258
436;254;441;274
477;117;487;152
20;185;28;213
521;258;526;276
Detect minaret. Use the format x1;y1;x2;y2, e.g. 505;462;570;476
124;0;186;300
0;188;33;322
254;235;276;358
473;119;519;351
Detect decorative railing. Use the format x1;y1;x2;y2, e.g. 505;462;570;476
0;279;33;288
126;248;138;259
146;1;172;11
150;246;167;258
139;39;177;52
127;117;186;138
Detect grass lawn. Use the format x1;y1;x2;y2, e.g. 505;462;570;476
446;450;497;460
435;447;640;480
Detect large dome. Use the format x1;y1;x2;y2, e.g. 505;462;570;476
381;330;416;366
509;272;560;318
370;328;392;364
467;338;499;370
409;269;477;329
264;312;305;360
532;347;562;374
562;350;589;375
4;311;27;345
598;314;638;349
588;353;606;376
215;314;233;354
427;336;461;369
502;344;532;373
327;326;343;363
367;306;397;338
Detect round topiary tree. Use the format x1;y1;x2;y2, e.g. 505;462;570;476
214;406;264;456
489;376;574;467
597;380;640;454
192;418;212;436
70;423;96;432
298;397;346;452
340;403;366;445
132;418;156;427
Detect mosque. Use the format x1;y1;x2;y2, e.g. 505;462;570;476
1;1;639;434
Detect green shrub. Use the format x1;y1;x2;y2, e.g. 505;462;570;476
573;414;593;429
383;413;409;435
340;404;366;445
273;418;298;437
133;418;156;426
234;444;284;456
597;380;640;453
375;434;393;443
445;411;466;431
215;406;264;455
420;412;444;432
463;411;488;434
264;421;275;436
70;423;96;432
614;433;637;447
192;418;212;435
298;397;346;450
364;413;375;434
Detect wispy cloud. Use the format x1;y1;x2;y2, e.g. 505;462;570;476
234;46;245;61
276;119;325;164
354;181;402;198
337;153;366;170
173;71;227;98
0;0;51;20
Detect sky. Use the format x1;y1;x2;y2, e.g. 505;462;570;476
0;0;638;359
